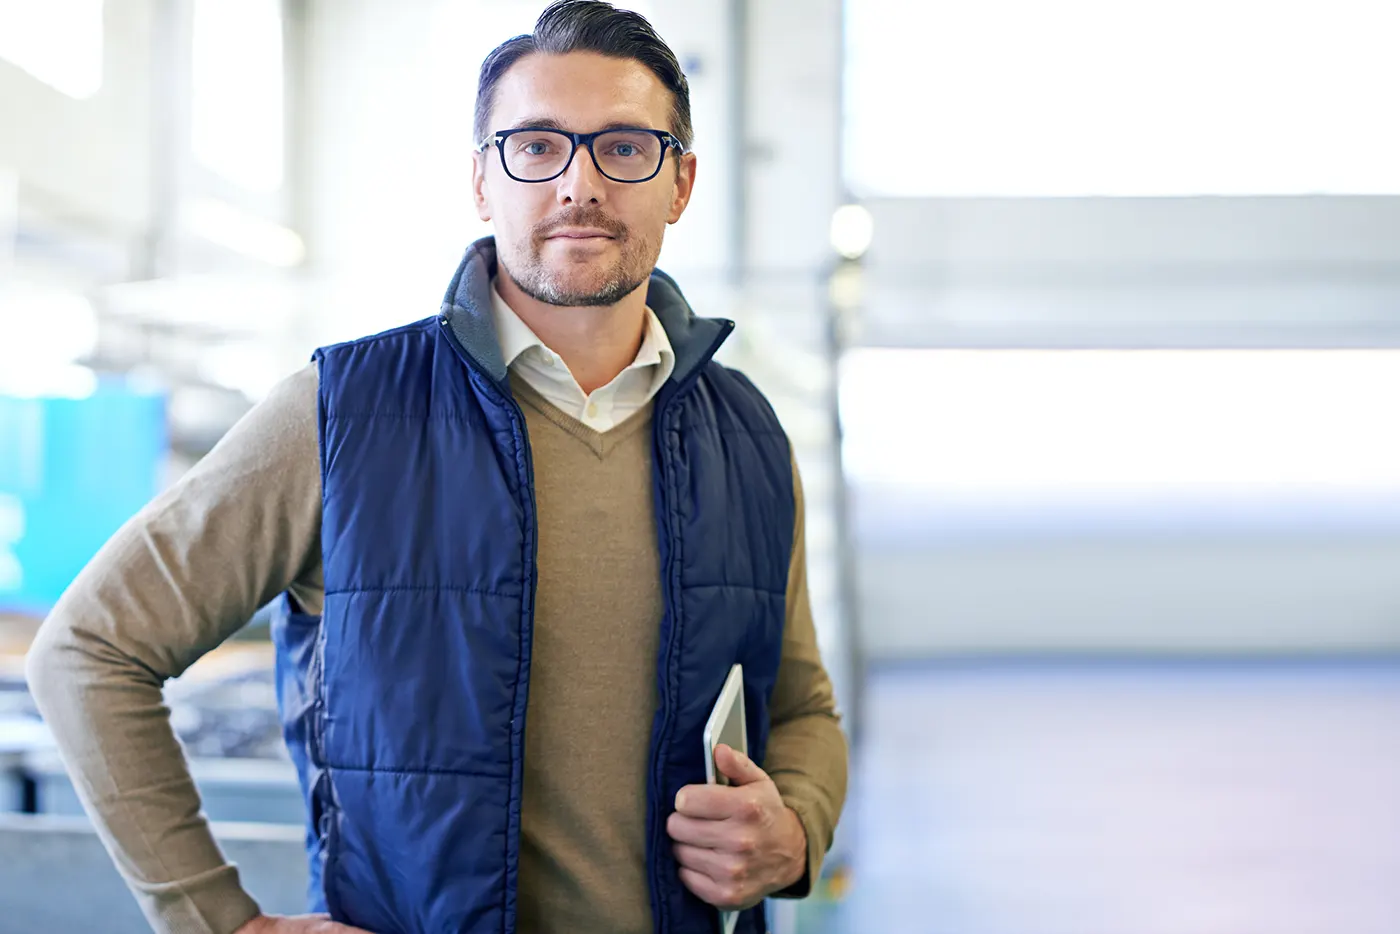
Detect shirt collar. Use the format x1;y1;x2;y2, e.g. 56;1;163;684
489;281;548;369
489;279;675;382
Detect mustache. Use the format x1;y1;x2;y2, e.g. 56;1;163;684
533;207;628;241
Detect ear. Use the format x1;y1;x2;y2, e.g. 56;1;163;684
666;151;697;225
472;150;492;222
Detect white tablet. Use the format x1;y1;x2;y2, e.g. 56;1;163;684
703;663;748;785
702;663;747;934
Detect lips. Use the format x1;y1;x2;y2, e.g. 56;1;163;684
546;229;615;240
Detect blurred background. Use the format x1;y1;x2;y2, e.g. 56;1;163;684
3;0;1400;931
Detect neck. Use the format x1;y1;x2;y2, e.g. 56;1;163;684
495;272;648;395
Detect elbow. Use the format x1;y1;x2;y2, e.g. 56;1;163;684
24;622;63;713
24;615;94;716
25;614;163;714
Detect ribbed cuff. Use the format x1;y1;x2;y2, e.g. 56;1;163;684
130;862;263;934
772;798;824;899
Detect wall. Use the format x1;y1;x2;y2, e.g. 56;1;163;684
857;196;1400;348
0;0;155;250
850;195;1400;658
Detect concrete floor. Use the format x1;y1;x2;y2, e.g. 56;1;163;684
5;652;1398;933
812;660;1400;934
0;814;308;932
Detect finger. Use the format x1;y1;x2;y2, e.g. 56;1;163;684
673;842;748;884
678;866;743;911
715;744;767;787
675;782;742;820
666;810;735;849
320;921;376;934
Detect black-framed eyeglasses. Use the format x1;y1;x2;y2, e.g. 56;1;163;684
476;127;684;184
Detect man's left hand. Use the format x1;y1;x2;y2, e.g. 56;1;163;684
666;744;808;911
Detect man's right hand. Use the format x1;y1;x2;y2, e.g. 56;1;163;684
233;914;375;934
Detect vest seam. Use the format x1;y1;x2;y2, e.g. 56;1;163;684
323;585;520;598
326;763;510;778
504;397;534;934
320;321;435;355
652;402;685;933
324;412;492;423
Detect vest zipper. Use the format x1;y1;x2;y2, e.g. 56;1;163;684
646;321;736;934
436;315;539;934
648;400;683;934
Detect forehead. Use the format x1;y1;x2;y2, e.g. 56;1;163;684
488;50;673;132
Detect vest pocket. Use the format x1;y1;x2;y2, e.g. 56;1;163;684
319;783;345;921
308;617;326;765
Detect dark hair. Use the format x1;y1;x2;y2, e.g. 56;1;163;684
473;1;693;153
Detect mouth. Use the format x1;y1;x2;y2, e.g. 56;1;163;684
545;228;617;241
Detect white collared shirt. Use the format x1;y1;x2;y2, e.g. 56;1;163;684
490;281;676;433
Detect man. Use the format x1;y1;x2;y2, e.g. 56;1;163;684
25;2;847;933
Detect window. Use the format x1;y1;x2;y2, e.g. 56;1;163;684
844;0;1400;197
840;348;1400;532
192;0;284;192
0;0;105;99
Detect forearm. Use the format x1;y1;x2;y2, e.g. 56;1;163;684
764;708;849;896
27;619;262;934
24;363;323;934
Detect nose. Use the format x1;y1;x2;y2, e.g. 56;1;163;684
555;141;607;206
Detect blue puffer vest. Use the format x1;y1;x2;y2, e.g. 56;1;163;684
270;238;795;933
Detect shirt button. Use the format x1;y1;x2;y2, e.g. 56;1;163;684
586;402;599;419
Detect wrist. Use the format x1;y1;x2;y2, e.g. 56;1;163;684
232;915;269;934
780;806;809;889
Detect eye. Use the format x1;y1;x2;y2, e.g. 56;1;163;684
514;136;560;157
611;142;639;158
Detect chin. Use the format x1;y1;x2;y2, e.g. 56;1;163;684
548;262;617;289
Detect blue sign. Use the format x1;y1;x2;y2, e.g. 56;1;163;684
0;383;166;617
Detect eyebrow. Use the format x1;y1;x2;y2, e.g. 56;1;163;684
507;116;659;133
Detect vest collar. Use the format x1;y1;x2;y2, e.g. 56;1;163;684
439;236;732;388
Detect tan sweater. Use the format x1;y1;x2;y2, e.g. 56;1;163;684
25;363;847;934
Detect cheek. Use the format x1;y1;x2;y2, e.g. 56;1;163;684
486;183;553;231
621;192;676;236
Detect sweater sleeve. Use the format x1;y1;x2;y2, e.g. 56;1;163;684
24;362;325;934
763;450;850;898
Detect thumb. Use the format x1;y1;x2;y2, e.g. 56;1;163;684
715;743;766;786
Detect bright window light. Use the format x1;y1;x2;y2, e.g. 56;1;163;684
844;0;1400;197
840;348;1400;494
192;0;284;192
0;0;105;99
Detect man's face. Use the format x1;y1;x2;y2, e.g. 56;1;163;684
472;51;697;307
